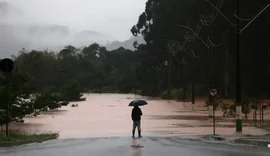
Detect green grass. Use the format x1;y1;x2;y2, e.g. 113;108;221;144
264;124;270;129
0;133;58;142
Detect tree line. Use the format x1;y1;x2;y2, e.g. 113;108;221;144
0;44;141;126
131;0;270;99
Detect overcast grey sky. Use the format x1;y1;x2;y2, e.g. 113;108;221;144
7;0;147;41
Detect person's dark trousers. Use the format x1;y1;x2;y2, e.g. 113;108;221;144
132;120;141;137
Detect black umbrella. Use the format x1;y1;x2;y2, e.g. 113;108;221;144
128;100;148;107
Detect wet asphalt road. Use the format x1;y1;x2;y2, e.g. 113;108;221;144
0;137;269;156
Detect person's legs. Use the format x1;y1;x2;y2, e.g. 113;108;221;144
132;121;137;137
137;121;142;137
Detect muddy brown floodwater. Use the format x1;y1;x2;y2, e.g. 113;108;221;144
9;94;270;138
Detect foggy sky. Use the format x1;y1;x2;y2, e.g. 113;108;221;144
6;0;147;41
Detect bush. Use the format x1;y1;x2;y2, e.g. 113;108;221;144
160;88;192;100
160;90;170;99
205;100;219;110
132;89;142;95
220;102;235;117
171;88;182;99
61;80;83;101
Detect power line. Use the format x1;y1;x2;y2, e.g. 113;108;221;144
204;0;235;27
234;3;270;21
208;24;232;47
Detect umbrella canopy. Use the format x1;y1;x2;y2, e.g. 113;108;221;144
128;100;148;106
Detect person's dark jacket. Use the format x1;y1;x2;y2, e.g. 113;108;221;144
131;106;142;121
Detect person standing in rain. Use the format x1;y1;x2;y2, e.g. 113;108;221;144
131;105;143;138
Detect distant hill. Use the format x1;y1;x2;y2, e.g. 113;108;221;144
0;1;115;57
0;23;115;57
0;1;143;57
105;36;145;51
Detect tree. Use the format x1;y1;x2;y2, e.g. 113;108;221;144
59;45;78;59
61;80;83;101
33;86;62;111
0;68;34;125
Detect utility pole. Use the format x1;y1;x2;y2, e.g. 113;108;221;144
211;28;216;136
259;103;262;124
168;51;172;99
209;28;214;118
261;93;265;124
262;99;264;123
235;0;242;132
192;83;195;111
224;49;228;98
182;64;186;103
5;73;8;137
0;58;14;137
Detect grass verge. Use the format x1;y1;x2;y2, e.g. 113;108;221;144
264;124;270;129
0;132;58;142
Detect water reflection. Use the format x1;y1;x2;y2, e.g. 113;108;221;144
129;139;144;156
41;110;68;115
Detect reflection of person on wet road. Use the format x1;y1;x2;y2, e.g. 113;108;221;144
131;106;143;138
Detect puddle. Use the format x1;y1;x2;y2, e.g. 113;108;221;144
130;144;144;148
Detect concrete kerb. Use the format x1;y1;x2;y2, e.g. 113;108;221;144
199;134;270;148
233;138;270;147
163;134;260;147
255;124;270;132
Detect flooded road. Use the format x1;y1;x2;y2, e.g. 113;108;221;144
10;94;270;138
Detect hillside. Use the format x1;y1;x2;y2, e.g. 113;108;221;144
0;1;115;57
105;36;145;51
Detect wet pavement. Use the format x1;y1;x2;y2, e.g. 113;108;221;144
0;136;270;156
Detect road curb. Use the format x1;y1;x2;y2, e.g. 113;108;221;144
201;135;226;141
233;138;270;147
197;134;270;148
255;124;270;132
